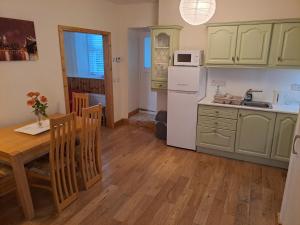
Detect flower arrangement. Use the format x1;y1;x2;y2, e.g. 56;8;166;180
26;91;48;126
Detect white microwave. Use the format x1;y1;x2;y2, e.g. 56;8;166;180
174;50;203;66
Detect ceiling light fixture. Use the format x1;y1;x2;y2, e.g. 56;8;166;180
179;0;216;25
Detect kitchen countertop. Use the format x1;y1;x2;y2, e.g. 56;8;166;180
199;97;299;115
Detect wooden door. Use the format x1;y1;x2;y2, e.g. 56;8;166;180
235;24;272;65
275;23;300;66
235;110;276;158
271;113;297;162
206;26;238;64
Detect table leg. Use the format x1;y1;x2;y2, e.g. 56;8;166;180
11;156;35;220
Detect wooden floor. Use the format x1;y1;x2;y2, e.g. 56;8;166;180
1;124;286;225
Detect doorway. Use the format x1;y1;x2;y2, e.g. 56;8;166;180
58;26;114;128
128;28;157;125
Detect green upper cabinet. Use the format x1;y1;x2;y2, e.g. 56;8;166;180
235;24;272;65
206;19;300;68
235;110;276;158
270;23;300;66
271;114;297;162
150;26;182;89
206;26;238;65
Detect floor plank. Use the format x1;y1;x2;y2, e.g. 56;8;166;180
0;124;286;225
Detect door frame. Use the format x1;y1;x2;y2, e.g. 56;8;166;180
58;25;114;128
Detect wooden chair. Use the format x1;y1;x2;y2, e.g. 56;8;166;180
79;105;102;190
72;92;89;117
27;113;79;212
0;163;15;197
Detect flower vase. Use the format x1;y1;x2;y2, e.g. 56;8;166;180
36;113;43;128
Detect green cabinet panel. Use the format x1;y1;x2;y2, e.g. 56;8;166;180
151;81;167;89
150;26;182;89
272;23;300;66
271;114;297;162
236;24;272;65
198;105;238;119
206;26;238;65
235;110;276;158
197;126;236;152
198;116;237;131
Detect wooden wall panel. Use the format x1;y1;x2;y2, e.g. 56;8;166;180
68;77;105;95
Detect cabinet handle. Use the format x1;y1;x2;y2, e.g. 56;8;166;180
236;56;240;61
292;135;300;155
232;57;235;62
239;113;243;118
278;56;282;62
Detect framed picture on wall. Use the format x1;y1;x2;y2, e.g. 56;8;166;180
0;17;38;61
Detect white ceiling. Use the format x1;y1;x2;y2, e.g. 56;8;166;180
108;0;158;4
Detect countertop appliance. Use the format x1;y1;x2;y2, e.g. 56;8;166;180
174;50;203;66
280;110;300;225
167;66;207;150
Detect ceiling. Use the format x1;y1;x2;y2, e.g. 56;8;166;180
108;0;158;4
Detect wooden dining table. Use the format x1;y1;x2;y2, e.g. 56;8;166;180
0;114;82;220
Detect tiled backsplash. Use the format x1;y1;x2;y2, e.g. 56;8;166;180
207;68;300;105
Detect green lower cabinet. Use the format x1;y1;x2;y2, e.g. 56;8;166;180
197;126;236;152
235;110;276;158
271;114;297;162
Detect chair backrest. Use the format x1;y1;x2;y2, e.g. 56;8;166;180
49;113;78;212
80;105;102;190
72;92;89;117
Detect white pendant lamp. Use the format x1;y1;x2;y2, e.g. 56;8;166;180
179;0;216;25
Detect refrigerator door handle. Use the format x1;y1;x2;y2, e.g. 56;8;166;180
292;135;300;155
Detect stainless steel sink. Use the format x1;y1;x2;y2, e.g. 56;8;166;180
242;101;273;109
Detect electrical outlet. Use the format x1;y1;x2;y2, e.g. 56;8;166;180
291;83;300;91
211;79;226;87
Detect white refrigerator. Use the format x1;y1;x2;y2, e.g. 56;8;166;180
280;111;300;225
167;66;207;150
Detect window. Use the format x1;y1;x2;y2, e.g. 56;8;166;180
87;34;105;78
144;36;151;69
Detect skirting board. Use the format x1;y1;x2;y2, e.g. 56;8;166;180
128;109;139;118
114;119;129;127
196;146;289;169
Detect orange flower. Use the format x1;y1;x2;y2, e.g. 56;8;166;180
40;96;48;103
27;99;35;106
27;91;35;97
34;92;40;97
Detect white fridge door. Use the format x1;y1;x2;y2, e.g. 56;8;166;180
167;90;199;150
168;66;202;92
280;113;300;225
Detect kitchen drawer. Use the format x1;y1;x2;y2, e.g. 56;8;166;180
196;126;236;152
151;81;167;89
198;105;238;119
198;116;237;131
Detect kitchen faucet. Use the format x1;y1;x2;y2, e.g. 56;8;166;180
244;89;263;102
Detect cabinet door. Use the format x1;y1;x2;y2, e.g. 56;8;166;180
235;110;276;158
235;24;272;65
271;114;297;162
151;30;172;82
206;26;238;64
275;23;300;66
197;126;236;152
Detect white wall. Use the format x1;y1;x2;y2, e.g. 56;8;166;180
0;0;121;127
159;0;300;50
117;2;158;117
128;29;140;112
207;68;300;104
158;0;300;108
